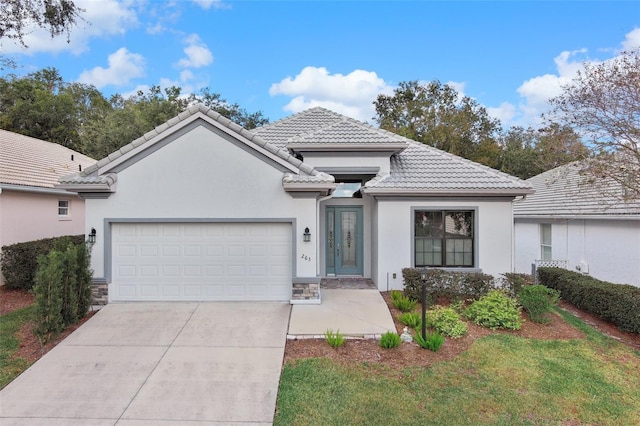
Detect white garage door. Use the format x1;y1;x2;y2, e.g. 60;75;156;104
111;222;292;301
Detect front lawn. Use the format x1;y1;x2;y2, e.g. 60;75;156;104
0;305;35;388
275;309;640;425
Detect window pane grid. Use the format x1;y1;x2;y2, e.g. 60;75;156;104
415;210;473;268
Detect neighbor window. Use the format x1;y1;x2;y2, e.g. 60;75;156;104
414;210;474;267
58;200;70;217
540;224;552;260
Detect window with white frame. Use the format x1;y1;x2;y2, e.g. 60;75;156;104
58;200;70;217
414;210;474;267
540;223;552;260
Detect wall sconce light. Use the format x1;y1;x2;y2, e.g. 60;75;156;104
87;227;97;244
303;227;311;242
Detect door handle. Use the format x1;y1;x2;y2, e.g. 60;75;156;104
337;243;340;256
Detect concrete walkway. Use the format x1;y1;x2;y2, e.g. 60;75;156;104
288;289;396;338
0;302;290;425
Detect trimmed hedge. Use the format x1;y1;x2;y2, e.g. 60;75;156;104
537;267;640;333
402;268;494;301
1;235;84;290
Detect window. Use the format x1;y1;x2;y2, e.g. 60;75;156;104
58;200;70;217
540;224;552;260
414;210;474;267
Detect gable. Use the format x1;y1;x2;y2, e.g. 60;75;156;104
111;122;297;216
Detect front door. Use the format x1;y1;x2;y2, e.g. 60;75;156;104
326;206;363;275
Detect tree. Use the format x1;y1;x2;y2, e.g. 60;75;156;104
0;68;108;151
374;80;502;168
548;49;640;200
498;127;541;179
79;85;270;159
534;123;589;171
0;0;83;47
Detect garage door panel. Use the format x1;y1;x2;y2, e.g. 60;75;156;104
112;223;292;301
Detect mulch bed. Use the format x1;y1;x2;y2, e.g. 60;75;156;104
283;291;640;368
2;286;638;370
1;285;98;363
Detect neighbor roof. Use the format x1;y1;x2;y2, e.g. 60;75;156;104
513;162;640;218
0;129;95;190
254;107;533;196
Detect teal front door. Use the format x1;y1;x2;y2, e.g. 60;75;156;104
326;206;363;275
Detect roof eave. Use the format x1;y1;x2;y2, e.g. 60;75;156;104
288;143;408;154
0;183;82;196
362;188;534;197
283;182;337;196
514;213;640;220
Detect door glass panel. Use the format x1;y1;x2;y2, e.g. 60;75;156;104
327;211;335;268
341;211;357;267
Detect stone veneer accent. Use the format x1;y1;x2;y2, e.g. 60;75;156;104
91;282;108;305
291;278;321;303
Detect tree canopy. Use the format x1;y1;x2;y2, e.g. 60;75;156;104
0;0;83;47
0;68;269;159
374;80;502;168
548;49;640;200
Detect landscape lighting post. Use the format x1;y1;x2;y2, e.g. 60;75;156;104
420;268;428;340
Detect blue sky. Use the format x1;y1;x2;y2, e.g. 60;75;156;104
2;0;638;128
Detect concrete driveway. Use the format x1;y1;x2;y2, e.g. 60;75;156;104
0;302;291;425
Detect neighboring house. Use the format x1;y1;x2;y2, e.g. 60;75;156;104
58;104;532;303
0;130;96;283
513;162;640;287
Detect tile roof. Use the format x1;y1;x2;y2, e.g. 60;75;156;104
251;107;345;149
254;107;531;195
513;162;640;218
364;140;533;195
0;129;95;189
58;104;332;189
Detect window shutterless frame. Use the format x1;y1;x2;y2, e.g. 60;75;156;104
414;209;475;268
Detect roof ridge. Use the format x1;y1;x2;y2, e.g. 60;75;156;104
253;106;343;133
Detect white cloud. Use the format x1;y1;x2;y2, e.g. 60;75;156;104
180;70;195;82
77;48;145;88
511;48;593;126
487;102;516;124
269;66;393;122
621;27;640;51
177;34;213;68
191;0;230;10
1;0;138;55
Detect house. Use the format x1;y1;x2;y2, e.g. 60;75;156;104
58;104;532;303
0;130;96;283
513;162;640;287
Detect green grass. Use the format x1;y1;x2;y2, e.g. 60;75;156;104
275;310;640;425
0;305;36;389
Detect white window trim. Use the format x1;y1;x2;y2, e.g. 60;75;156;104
540;223;552;260
58;200;71;221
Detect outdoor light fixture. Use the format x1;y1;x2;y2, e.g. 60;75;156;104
303;227;311;242
87;228;97;244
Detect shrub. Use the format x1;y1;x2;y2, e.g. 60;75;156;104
398;312;422;328
517;285;560;324
501;272;535;297
324;329;345;348
34;250;65;343
414;331;445;351
465;290;523;330
538;267;640;333
379;331;401;349
402;268;494;301
425;306;467;338
1;235;84;290
33;243;93;344
390;290;418;312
